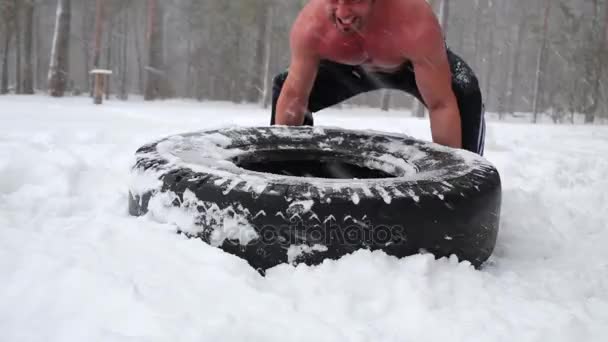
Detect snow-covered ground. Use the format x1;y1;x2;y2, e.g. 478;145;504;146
1;95;607;341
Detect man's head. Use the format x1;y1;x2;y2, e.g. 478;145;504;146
324;0;376;34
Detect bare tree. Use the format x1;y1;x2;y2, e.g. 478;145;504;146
93;0;105;69
247;0;270;104
532;0;552;123
79;0;94;94
483;1;496;107
439;0;450;33
380;90;391;111
132;4;145;94
90;0;105;96
184;0;194;98
506;3;529;116
144;0;169;100
584;0;608;123
48;0;71;97
34;3;45;91
1;0;14;94
104;14;112;99
262;6;275;108
22;0;34;94
472;0;486;68
118;5;129;100
13;0;21;94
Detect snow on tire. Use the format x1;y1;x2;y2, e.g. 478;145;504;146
128;126;502;272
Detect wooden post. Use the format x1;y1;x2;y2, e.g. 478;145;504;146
90;69;112;104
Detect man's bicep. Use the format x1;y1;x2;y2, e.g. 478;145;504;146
409;26;462;148
412;43;453;110
284;34;320;99
405;19;453;108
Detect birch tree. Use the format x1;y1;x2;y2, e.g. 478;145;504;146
48;0;71;97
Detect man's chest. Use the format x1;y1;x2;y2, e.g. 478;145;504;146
317;31;411;71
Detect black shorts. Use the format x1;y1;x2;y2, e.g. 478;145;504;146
270;48;486;155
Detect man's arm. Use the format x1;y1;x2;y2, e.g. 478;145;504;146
274;21;320;126
409;22;462;149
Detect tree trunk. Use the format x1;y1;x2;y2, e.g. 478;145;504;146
92;0;104;69
262;7;275;108
144;0;158;100
91;0;104;96
185;2;193;99
105;16;112;100
14;0;22;94
22;0;34;94
585;0;608;123
532;0;552;123
48;0;72;97
455;18;465;51
439;0;450;34
144;0;168;100
231;24;243;103
196;61;204;101
507;8;527;116
35;7;44;90
133;7;144;95
483;2;495;110
81;0;93;94
602;0;608;121
414;101;426;118
1;25;12;94
247;0;268;103
498;26;514;120
472;0;485;68
380;90;391;111
492;0;510;118
119;7;128;100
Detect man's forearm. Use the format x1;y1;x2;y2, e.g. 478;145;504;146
429;104;462;149
275;92;308;125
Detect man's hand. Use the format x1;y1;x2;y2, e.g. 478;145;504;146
408;19;462;149
275;15;320;126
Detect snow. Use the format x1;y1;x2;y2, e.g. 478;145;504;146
288;199;315;213
1;95;608;341
287;244;329;264
89;69;113;75
146;189;259;246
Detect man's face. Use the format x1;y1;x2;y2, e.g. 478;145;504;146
325;0;375;34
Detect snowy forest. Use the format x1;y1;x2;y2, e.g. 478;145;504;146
0;0;607;123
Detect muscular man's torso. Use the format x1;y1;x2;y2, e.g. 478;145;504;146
297;0;437;73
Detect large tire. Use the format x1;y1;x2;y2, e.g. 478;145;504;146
128;126;501;272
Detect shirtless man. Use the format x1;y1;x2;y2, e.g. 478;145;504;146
271;0;486;155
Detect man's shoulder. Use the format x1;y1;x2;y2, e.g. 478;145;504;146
290;2;325;53
392;0;443;51
398;0;436;17
394;0;441;37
